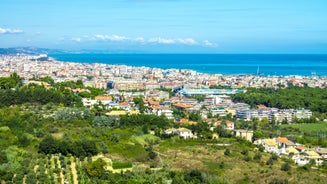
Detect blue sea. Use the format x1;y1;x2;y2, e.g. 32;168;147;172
49;54;327;76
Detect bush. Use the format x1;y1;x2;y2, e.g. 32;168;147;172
112;162;133;169
281;162;291;171
243;156;251;162
271;153;278;161
241;149;248;155
253;153;262;162
224;148;231;156
266;157;274;166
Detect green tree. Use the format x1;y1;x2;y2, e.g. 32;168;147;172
85;158;106;178
281;162;291;171
224;148;231;156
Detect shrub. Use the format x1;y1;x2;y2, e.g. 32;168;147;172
112;162;133;169
241;149;249;155
281;162;291;171
224;148;231;156
253;153;262;162
243;156;251;162
266;157;274;166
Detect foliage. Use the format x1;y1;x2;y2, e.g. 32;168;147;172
183;169;205;183
0;85;82;107
189;111;202;122
55;107;91;120
85;158;106;178
253;153;262;162
39;135;98;158
92;116;120;127
281;162;291;172
224;148;231;156
231;86;327;113
0;72;22;89
133;97;146;113
112;161;133;169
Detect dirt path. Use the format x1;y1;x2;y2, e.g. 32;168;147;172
71;158;78;184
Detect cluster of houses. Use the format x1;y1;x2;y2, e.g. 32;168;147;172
255;137;327;166
82;88;313;125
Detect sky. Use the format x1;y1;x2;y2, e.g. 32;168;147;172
0;0;327;53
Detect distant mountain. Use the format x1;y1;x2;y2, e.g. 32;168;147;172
0;47;69;55
0;47;147;55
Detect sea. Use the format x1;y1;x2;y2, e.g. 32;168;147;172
49;54;327;76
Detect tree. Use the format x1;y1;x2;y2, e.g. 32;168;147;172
224;148;231;156
184;169;204;183
189;112;202;122
241;149;248;156
39;135;58;154
85;158;106;178
266;157;274;166
253;153;262;162
253;130;264;140
133;97;145;113
281;162;290;171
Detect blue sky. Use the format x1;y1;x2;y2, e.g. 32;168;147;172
1;0;327;53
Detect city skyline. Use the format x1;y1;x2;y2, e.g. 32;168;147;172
1;0;327;53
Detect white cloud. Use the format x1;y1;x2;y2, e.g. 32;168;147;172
148;37;175;44
71;37;82;42
0;27;24;34
94;34;128;41
134;37;145;43
69;34;215;47
177;38;196;45
203;40;217;47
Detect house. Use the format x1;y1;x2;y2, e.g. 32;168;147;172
296;145;306;153
95;95;113;106
173;103;193;110
295;150;323;166
212;133;219;139
177;128;194;139
284;140;297;148
262;139;278;153
106;102;120;109
119;101;131;111
164;128;177;135
156;108;174;119
225;120;234;130
315;148;327;159
234;129;253;142
164;127;194;139
211;107;228;117
213;120;222;127
82;98;97;108
275;137;289;147
286;147;299;156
